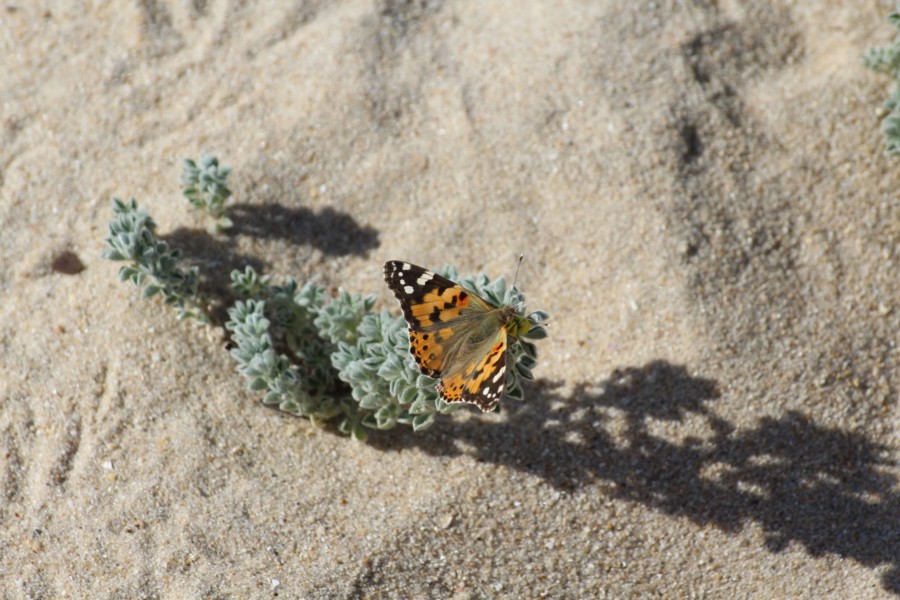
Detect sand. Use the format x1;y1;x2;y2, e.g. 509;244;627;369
1;0;898;597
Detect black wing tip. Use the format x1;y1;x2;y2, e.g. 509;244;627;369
383;260;399;280
384;259;412;268
383;261;406;289
383;260;420;283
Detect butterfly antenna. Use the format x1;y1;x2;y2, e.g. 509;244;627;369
512;254;524;289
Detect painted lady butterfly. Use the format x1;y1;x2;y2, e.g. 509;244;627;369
383;260;532;412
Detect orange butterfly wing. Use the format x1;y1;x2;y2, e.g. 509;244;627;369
383;261;509;411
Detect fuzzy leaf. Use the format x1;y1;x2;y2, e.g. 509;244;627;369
411;413;434;431
522;327;547;340
506;385;524;401
249;377;269;391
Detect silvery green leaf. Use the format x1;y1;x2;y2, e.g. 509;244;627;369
358;392;382;410
518;354;537;370
515;364;533;380
506;385;524;400
523;326;548;340
519;340;537;358
528;310;550;323
411;413;434;431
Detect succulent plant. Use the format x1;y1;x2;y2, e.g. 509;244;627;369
182;152;233;229
104;156;548;439
102;198;205;322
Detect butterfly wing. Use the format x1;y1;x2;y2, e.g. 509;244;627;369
383;261;507;411
437;328;507;412
383;261;489;329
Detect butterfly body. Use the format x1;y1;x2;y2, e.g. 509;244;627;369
383;261;529;412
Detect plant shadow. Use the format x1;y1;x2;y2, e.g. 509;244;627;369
228;203;380;258
371;360;900;595
161;202;380;324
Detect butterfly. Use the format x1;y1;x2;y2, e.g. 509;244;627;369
383;260;531;412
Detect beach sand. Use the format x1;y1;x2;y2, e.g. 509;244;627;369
1;1;898;597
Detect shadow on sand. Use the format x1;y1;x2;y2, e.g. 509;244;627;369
161;201;380;324
371;360;900;595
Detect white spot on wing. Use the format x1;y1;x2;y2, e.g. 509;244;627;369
404;285;414;294
492;366;505;383
416;272;433;285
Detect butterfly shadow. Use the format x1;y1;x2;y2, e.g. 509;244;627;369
370;359;900;595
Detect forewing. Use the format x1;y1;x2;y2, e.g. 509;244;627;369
383;261;490;332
